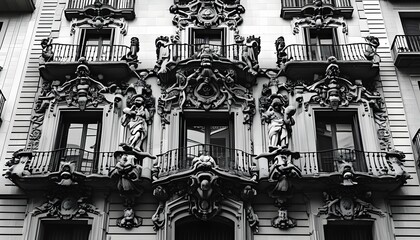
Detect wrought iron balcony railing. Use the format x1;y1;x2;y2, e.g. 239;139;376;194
281;0;353;19
282;0;352;8
163;43;246;63
292;148;395;176
67;0;135;9
48;43;131;63
391;35;420;67
26;148;114;175
391;35;420;53
0;90;5;126
156;144;255;177
413;129;420;166
283;43;371;61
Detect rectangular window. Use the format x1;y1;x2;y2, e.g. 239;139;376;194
180;113;234;169
324;223;373;240
190;28;226;55
305;28;339;60
52;111;102;174
315;112;366;172
39;221;91;240
79;28;114;61
400;17;420;52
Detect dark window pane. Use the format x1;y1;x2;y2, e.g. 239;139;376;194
324;224;373;240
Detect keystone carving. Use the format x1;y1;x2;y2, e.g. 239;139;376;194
117;207;142;229
271;198;296;230
49;162;86;186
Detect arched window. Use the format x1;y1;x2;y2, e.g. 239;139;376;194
175;216;234;240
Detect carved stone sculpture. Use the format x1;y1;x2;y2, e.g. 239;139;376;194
154;36;170;75
271;198;296;229
33;196;100;220
49;162;86;186
117;207;142;229
122;95;150;151
39;38;54;64
318;191;385;220
262;97;296;150
386;150;410;179
242;36;261;75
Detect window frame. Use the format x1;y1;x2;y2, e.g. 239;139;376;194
77;28;115;61
304;27;340;60
38;219;92;240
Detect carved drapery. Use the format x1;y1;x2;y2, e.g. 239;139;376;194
157;46;255;125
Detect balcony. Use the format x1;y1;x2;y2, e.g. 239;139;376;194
0;90;5;126
282;43;379;81
65;0;136;20
391;35;420;67
0;0;35;13
260;148;409;192
5;148;115;191
281;0;353;19
39;43;136;83
156;42;259;86
154;144;257;185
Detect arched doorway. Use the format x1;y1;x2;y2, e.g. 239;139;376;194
175;216;234;240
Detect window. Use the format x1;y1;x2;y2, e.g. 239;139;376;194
180;113;234;168
190;28;226;55
52;111;102;174
400;17;420;52
315;112;366;172
39;221;91;240
175;216;234;240
324;223;373;240
78;29;114;61
305;28;339;60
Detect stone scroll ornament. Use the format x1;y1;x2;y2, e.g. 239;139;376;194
318;190;385;220
157;46;255;125
33;193;100;220
302;56;392;150
293;0;348;35
169;0;245;30
70;0;127;35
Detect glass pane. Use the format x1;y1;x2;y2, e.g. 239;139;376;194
66;123;83;149
187;125;205;147
336;132;355;149
85;123;98;151
336;123;352;131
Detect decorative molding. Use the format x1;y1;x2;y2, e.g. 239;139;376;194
292;0;348;35
318;190;385;220
69;0;128;35
33;194;100;220
117;207;142;229
271;198;296;229
169;0;245;29
49;162;87;186
157;46;255;125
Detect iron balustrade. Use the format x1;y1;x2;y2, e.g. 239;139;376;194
391;35;420;54
294;148;393;176
283;43;370;61
67;0;135;9
49;43;131;62
156;144;255;177
412;129;420;163
281;0;352;8
26;148;114;175
165;43;246;63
